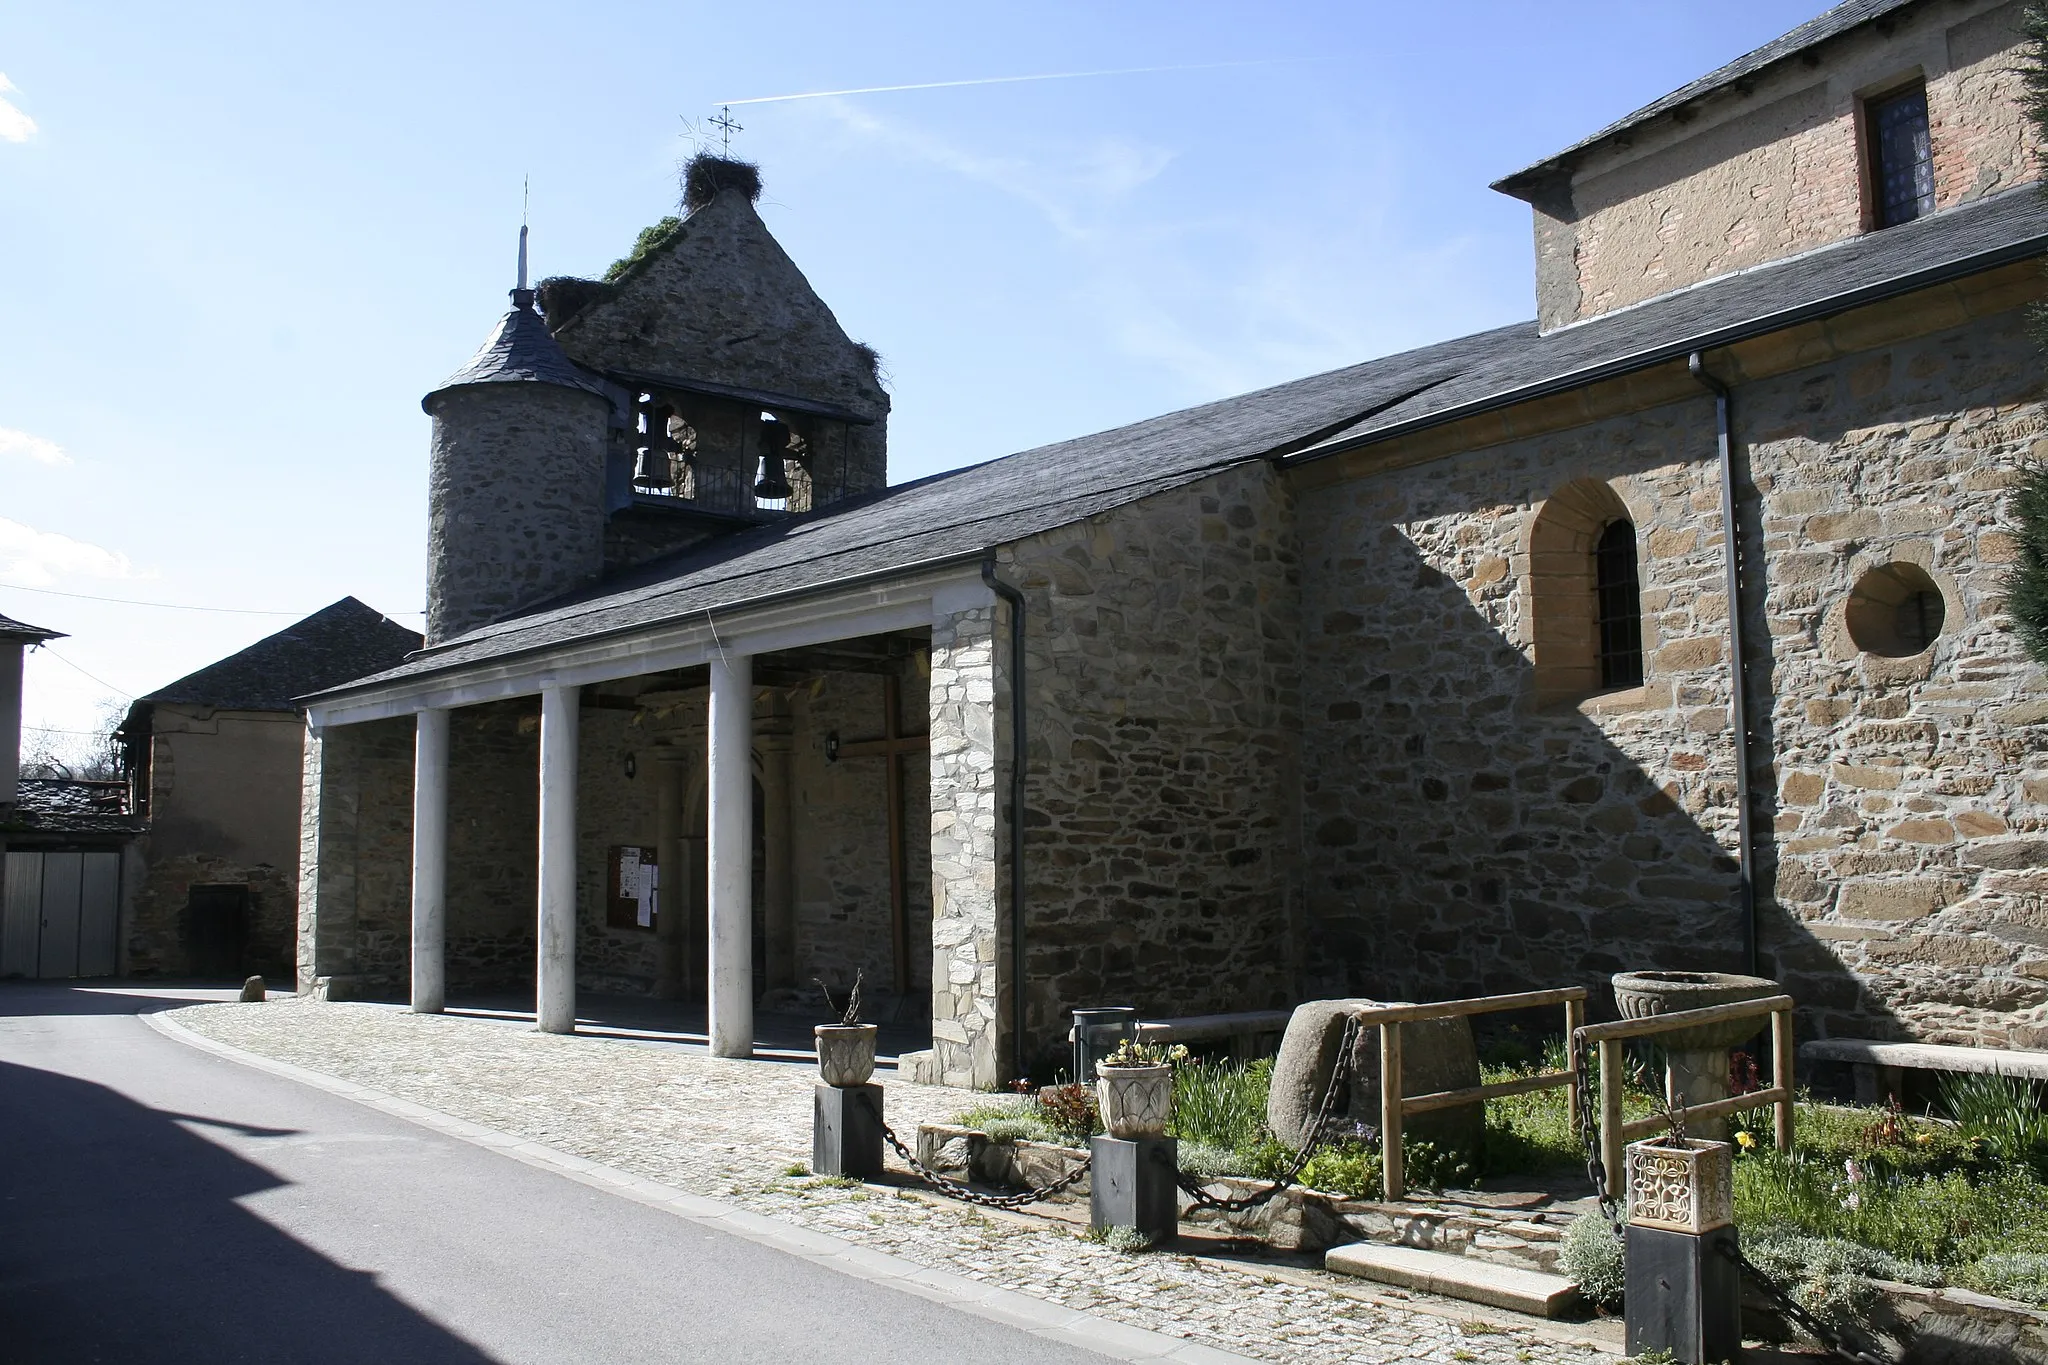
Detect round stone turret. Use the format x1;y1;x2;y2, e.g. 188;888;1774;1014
422;285;614;646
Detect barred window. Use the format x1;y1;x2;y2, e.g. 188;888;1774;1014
1868;83;1935;229
1594;520;1643;689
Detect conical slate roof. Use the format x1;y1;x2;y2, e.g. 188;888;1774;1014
422;291;609;411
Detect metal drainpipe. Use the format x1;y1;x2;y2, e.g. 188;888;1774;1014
981;555;1030;1080
1688;352;1760;977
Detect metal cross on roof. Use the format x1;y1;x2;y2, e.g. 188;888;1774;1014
710;104;743;155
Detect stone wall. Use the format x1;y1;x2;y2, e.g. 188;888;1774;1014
786;669;932;1004
1747;300;2048;1046
1008;462;1304;1071
1291;275;2048;1047
926;602;1003;1087
1297;391;1743;1009
295;716;414;994
425;383;611;645
1527;0;2039;330
129;706;305;978
444;699;541;990
553;189;889;507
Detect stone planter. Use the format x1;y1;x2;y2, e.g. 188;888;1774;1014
1096;1062;1173;1139
815;1023;879;1087
1625;1137;1734;1235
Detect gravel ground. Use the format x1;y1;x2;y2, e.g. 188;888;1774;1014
173;998;1618;1364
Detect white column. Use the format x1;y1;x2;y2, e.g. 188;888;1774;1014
411;707;450;1014
536;684;579;1034
707;653;754;1057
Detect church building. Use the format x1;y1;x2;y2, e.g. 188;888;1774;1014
299;0;2048;1088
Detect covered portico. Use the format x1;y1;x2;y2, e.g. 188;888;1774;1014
296;561;1008;1075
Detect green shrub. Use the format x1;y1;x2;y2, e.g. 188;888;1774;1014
1741;1231;1918;1335
982;1115;1056;1144
2003;462;2048;664
1560;1214;1624;1310
1172;1057;1271;1151
1179;1140;1248;1179
1759;1098;1984;1178
1964;1252;2048;1305
1735;1150;2048;1266
1940;1071;2048;1173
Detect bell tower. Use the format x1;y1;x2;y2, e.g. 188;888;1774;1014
422;231;616;646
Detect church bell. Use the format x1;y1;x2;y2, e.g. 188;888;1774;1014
753;414;794;500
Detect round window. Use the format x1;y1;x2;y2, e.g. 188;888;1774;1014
1845;562;1945;657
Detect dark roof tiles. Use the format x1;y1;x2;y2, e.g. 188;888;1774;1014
139;597;420;714
0;611;65;643
424;295;610;409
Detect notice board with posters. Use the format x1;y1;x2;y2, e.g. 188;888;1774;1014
609;845;659;931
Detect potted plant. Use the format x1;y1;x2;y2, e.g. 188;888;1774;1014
814;971;878;1088
1623;1080;1733;1234
1094;1035;1188;1140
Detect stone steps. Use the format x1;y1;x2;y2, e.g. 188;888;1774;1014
1324;1242;1582;1318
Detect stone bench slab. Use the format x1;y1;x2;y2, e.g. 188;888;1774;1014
1324;1242;1581;1318
1799;1038;2048;1080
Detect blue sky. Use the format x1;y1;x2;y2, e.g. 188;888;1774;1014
2;1;1824;755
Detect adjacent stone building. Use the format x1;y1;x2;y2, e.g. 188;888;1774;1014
118;598;418;979
299;0;2048;1086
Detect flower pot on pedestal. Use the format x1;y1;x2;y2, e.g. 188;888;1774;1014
815;1023;880;1088
1096;1062;1172;1139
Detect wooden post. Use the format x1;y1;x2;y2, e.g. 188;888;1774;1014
1599;1037;1625;1201
1381;1020;1405;1201
1564;995;1585;1135
1772;1005;1795;1153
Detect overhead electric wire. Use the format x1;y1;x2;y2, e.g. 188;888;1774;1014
35;645;133;699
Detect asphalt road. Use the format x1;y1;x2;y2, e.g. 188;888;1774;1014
0;982;1115;1365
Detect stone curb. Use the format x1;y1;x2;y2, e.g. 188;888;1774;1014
144;1008;1258;1365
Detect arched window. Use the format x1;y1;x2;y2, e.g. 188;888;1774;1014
1594;520;1643;688
1527;479;1642;705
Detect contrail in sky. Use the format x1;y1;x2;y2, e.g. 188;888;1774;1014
717;61;1275;107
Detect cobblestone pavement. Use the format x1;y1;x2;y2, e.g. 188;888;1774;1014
174;1000;1617;1364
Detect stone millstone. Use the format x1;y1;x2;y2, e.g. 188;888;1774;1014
1268;999;1484;1156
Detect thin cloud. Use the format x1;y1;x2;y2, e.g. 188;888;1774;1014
0;428;71;466
817;99;1172;243
0;519;138;588
720;61;1277;107
0;74;36;144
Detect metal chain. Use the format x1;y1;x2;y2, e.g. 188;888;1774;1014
1715;1236;1887;1365
858;1090;1094;1210
1571;1046;1881;1365
1176;1017;1362;1214
1570;1028;1623;1232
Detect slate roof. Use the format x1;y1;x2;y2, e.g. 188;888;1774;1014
1494;0;1919;199
317;183;2048;701
0;611;64;643
1;779;143;838
139;598;420;714
423;293;610;409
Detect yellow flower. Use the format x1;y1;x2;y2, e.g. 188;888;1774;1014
1915;1131;1934;1146
1735;1130;1757;1150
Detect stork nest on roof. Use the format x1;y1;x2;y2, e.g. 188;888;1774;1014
682;153;762;212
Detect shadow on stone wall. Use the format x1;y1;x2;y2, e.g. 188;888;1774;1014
1302;520;1899;1042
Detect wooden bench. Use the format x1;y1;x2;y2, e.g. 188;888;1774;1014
1799;1038;2048;1104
